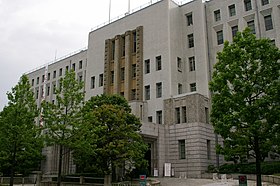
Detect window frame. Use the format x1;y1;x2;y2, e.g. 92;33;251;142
156;82;162;98
189;56;195;72
156;56;162;71
188;34;194;48
214;9;221;22
264;15;273;31
179;140;186;159
217;30;224;45
228;4;236;17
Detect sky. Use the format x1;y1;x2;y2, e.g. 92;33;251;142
0;0;158;110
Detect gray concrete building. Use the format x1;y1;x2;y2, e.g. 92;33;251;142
26;0;280;178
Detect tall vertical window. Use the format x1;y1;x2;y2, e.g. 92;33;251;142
247;20;256;33
145;85;150;100
78;75;83;82
175;107;180;124
261;0;269;6
91;76;95;89
189;56;195;71
72;63;76;71
47;85;50;96
190;83;196;92
36;89;39;99
145;59;150;74
132;64;136;78
122;36;125;57
188;34;194;48
205;107;209;124
148;116;153;122
52;83;56;94
186;13;193;26
217;30;224;45
231;25;238;39
99;74;103;87
182;106;187;123
214;10;221;22
120;67;125;81
156;82;162;98
47;73;50;80
244;0;252;11
112;40;115;60
207;140;211;160
66;66;69;72
110;71;114;84
59;68;63;76
42;75;45;83
264;15;273;31
31;79;34;86
53;70;56;78
133;31;137;53
79;60;83;69
156;110;162;124
36;77;39;84
156;56;162;71
228;4;236;17
131;89;136;100
179;140;186;159
178;83;182;94
177;57;182;72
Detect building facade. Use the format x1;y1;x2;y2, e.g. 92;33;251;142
26;0;280;178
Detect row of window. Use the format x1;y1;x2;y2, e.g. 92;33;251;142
144;55;162;74
175;106;209;125
178;139;211;160
147;110;163;124
31;60;83;86
214;0;270;22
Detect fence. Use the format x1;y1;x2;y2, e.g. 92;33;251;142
0;177;36;185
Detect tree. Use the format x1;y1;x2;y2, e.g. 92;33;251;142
73;94;147;184
0;75;43;186
42;70;84;186
209;28;280;186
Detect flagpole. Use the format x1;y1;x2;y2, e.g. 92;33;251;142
128;0;130;14
109;0;112;23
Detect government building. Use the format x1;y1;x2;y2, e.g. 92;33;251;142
26;0;280;178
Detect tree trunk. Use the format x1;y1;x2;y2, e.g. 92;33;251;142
104;174;112;186
255;137;262;186
57;144;63;186
9;143;17;186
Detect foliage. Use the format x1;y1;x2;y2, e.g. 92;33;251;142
209;28;280;185
0;75;43;180
73;94;148;177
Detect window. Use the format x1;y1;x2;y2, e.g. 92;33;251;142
79;60;83;69
190;83;196;92
36;89;39;99
207;140;211;160
217;30;224;45
78;75;83;82
178;83;182;94
188;34;194;48
120;67;125;81
179;140;186;159
122;36;125;57
145;59;150;74
52;83;56;94
47;85;50;96
145;85;150;100
132;64;136;78
182;106;187;123
247;20;255;33
156;110;162;124
264;15;273;31
99;74;103;87
112;40;115;60
66;66;69;72
36;77;39;84
244;0;252;11
110;71;114;84
205;107;209;124
186;13;193;26
53;70;56;79
228;4;236;17
232;25;238;39
177;57;182;72
156;56;162;71
175;107;180;124
31;79;34;86
214;10;221;22
131;89;136;100
42;75;45;83
59;68;62;76
90;76;95;89
148;116;153;122
47;73;50;80
72;63;76;71
261;0;269;6
270;39;275;45
156;82;162;98
189;56;195;71
133;31;137;53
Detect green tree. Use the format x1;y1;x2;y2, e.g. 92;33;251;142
0;75;43;186
73;94;147;184
42;70;84;186
209;28;280;186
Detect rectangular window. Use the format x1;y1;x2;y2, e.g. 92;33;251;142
156;82;162;98
207;140;211;160
188;34;194;48
179;140;186;159
52;83;56;94
132;64;136;78
78;75;83;83
31;79;34;86
79;60;83;69
59;68;63;76
122;36;125;57
264;15;273;31
66;66;69;72
177;57;182;72
133;31;137;53
42;75;45;83
47;73;50;80
217;30;224;45
214;10;221;22
72;63;76;71
182;106;187;123
186;13;193;26
228;4;236;17
145;85;150;100
148;116;153;122
190;83;196;92
145;59;150;74
205;107;209;124
244;0;252;11
36;77;39;84
178;83;182;94
156;110;162;124
47;85;50;96
91;76;95;89
36;89;39;99
99;74;103;87
261;0;269;6
110;71;114;84
131;89;136;100
189;56;195;71
247;20;255;34
112;40;115;60
175;107;180;124
232;26;238;39
120;67;125;81
53;70;56;79
156;56;162;71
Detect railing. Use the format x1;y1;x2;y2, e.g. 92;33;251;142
0;177;36;184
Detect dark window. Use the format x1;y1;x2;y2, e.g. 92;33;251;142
217;30;224;45
148;116;153;122
156;56;162;71
179;140;186;159
175;107;180;124
228;4;236;17
131;89;136;100
110;71;114;84
207;140;211;160
264;15;273;31
178;83;182;94
133;31;137;53
177;57;182;72
59;68;63;76
156;82;162;98
214;10;221;21
42;75;45;83
186;13;193;26
52;83;56;94
205;107;209;124
31;79;34;86
232;25;238;39
99;74;103;87
53;70;56;79
145;59;150;74
36;89;39;99
145;85;150;100
261;0;269;6
182;106;187;123
132;64;136;78
78;75;83;83
47;73;50;80
72;63;76;71
122;36;125;57
188;34;194;48
36;77;39;84
156;110;162;124
190;83;196;92
120;67;125;81
79;60;83;69
247;20;255;33
91;76;95;89
66;66;69;72
47;85;50;96
112;40;115;60
244;0;252;11
189;56;195;71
